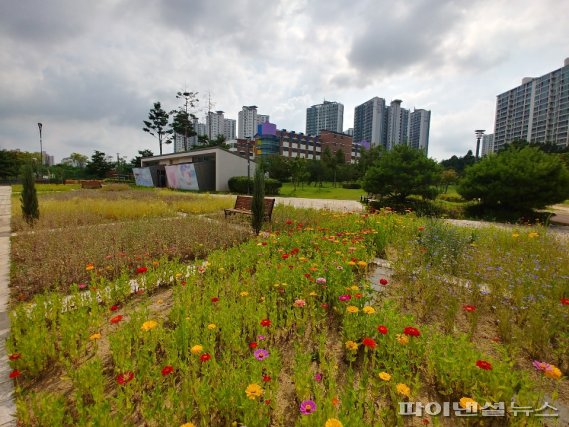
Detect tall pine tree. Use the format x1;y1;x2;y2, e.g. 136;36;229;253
251;164;265;235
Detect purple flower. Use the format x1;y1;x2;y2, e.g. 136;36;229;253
300;399;317;415
533;360;551;372
254;349;269;361
257;335;266;341
338;294;351;302
314;373;322;382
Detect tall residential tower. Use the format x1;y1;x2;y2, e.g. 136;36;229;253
353;97;387;147
306;101;344;136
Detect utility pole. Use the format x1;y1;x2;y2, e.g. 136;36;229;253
37;123;43;167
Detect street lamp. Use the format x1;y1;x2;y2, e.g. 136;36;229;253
37;123;43;167
475;129;485;160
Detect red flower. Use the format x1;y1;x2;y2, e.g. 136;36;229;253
116;371;134;385
561;298;569;306
110;305;119;311
286;219;293;225
260;319;271;327
211;297;220;303
281;254;289;260
403;327;420;337
321;303;329;310
110;315;123;324
264;399;271;405
9;369;21;379
291;248;300;255
463;305;476;312
200;353;212;362
249;342;258;349
161;365;174;376
476;360;492;370
262;375;271;382
379;278;389;286
136;267;148;274
377;325;388;335
362;337;376;349
9;353;21;361
354;293;363;299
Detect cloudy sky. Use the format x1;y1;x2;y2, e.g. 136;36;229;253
1;0;568;163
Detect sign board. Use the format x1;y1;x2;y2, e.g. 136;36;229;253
165;163;199;190
132;167;154;187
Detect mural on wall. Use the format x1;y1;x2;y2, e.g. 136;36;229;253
132;168;154;187
165;163;199;190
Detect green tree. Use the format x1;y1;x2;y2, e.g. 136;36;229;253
290;157;308;190
251;164;265;235
440;169;458;193
363;145;442;201
457;147;569;210
143;102;172;156
130;150;154;168
440;150;476;175
20;162;39;225
357;145;383;179
265;155;291;182
0;149;25;179
85;151;113;179
69;152;88;168
171;91;198;151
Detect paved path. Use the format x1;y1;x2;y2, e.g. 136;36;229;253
273;196;364;212
0;187;15;425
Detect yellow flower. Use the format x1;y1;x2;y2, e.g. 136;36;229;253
544;366;562;379
141;320;158;331
207;323;217;330
459;397;479;411
528;232;539;239
325;419;343;427
346;306;359;314
357;261;368;268
309;291;318;296
190;345;203;355
512;233;520;238
362;306;376;314
396;334;409;345
378;372;391;381
245;383;264;400
89;333;101;341
347;261;356;266
180;423;196;427
240;291;249;297
350;285;359;291
345;340;359;351
85;263;95;271
396;383;411;398
175;273;183;278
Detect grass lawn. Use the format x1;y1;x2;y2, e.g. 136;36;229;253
279;182;365;200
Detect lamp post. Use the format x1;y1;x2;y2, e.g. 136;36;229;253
475;129;485;160
37;123;43;167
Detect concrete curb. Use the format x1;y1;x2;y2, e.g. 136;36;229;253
0;186;16;425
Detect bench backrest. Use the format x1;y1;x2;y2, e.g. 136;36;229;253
234;195;275;218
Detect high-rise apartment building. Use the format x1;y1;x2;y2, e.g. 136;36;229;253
481;133;495;157
224;119;236;140
408;109;431;152
306;101;344;136
238;106;269;139
353;97;387;147
386;100;409;149
494;58;569;151
206;111;225;140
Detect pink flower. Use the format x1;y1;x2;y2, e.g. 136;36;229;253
293;299;306;307
338;294;351;302
300;400;317;415
316;278;327;285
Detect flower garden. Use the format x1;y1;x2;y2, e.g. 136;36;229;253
7;187;569;426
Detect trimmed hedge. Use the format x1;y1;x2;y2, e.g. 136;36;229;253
228;176;282;195
342;182;361;189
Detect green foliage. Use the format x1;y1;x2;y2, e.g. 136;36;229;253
342;182;361;189
130;149;154;169
227;176;282;195
85;151;113;179
440;150;476;175
0;149;37;179
143;102;172;155
363;144;442;200
20;162;39;225
457;147;569;210
264;155;292;182
251;165;265;235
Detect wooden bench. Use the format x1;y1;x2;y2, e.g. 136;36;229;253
224;195;275;222
80;180;103;189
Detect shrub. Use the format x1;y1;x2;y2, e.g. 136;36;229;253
228;176;282;195
458;147;569;210
20;162;39;225
342;182;361;189
251;166;265;235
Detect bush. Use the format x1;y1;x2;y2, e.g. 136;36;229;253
20;162;39;225
228;176;282;195
458;147;569;210
341;182;361;189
